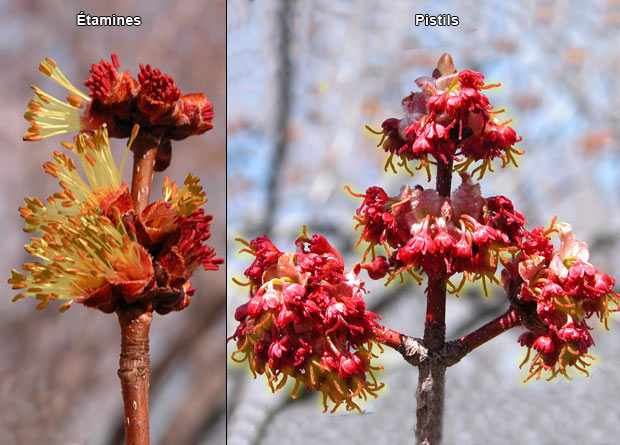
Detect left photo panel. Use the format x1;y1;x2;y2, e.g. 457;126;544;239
1;2;225;444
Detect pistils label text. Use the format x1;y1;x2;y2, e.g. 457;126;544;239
415;14;459;26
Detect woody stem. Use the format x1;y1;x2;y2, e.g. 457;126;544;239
116;131;159;445
131;131;160;215
117;306;152;445
416;157;452;445
458;305;525;352
372;325;404;349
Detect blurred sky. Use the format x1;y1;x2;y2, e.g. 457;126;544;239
227;1;620;443
0;1;226;444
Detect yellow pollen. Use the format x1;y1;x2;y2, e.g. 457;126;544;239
19;207;32;217
66;93;83;108
43;162;60;178
35;91;52;104
65;189;77;201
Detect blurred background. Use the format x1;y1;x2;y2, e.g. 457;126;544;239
227;0;620;443
0;1;225;444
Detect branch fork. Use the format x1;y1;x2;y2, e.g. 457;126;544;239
397;336;469;368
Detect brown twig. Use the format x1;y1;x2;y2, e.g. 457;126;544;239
117;305;152;445
372;325;403;349
131;130;160;215
416;157;452;445
457;305;526;352
116;129;159;445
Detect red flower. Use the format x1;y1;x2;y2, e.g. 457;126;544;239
137;63;182;125
532;335;555;354
458;69;485;89
230;230;385;412
366;54;522;179
356;256;390;280
408;118;454;163
241;236;282;284
377;118;407;156
350;186;409;253
168;93;215;140
84;54;139;127
485;196;527;245
513;222;620;381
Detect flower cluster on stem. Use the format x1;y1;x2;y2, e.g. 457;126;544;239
348;173;526;296
230;53;620;435
369;53;522;180
230;229;384;412
353;53;620;383
9;128;222;314
24;54;214;171
506;221;619;381
15;53;220;445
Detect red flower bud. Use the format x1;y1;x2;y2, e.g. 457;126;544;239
168;93;214;140
357;256;390;280
137;63;182;125
532;335;555;354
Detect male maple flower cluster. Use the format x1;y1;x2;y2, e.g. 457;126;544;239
24;54;213;170
9;128;222;313
372;53;522;179
229;230;384;412
10;55;221;314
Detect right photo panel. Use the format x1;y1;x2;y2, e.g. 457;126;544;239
227;2;620;444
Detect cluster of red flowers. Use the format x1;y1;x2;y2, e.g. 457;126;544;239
24;54;214;172
85;55;214;171
117;177;223;314
371;54;522;179
503;222;619;381
230;53;620;409
350;174;526;294
85;54;213;140
351;174;620;379
229;230;384;412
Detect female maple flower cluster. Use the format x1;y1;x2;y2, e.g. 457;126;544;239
9;128;222;314
24;54;213;170
229;230;384;412
350;174;526;293
503;222;619;381
371;54;522;179
351;175;620;380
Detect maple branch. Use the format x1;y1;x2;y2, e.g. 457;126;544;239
457;305;526;353
116;129;160;445
117;304;152;445
131;131;160;215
